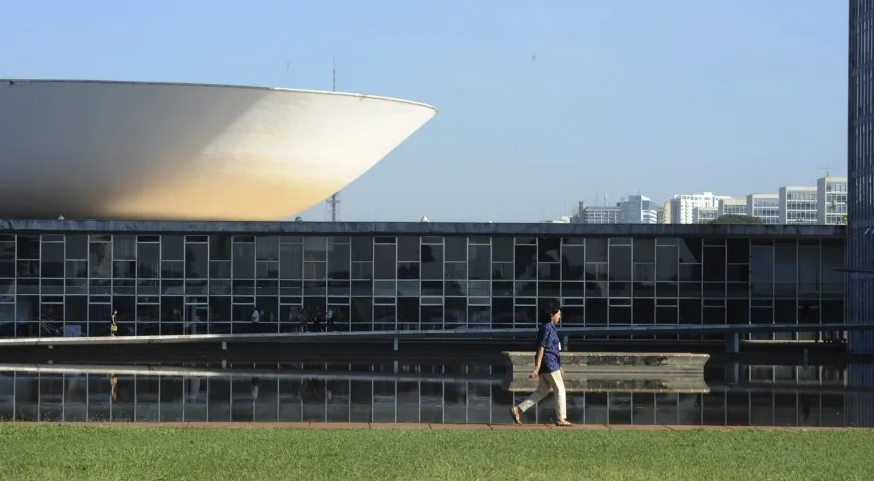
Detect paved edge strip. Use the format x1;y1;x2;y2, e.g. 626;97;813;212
0;422;869;431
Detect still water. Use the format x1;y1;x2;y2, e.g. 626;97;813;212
0;361;872;427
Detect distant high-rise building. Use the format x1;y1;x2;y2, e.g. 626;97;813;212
669;192;731;224
746;194;780;224
718;198;747;217
656;205;666;224
570;179;845;226
692;206;718;224
572;195;658;224
816;176;848;225
540;216;571;224
571;203;622;224
621;195;658;224
778;185;818;224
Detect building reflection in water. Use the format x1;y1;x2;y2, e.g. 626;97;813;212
0;362;869;427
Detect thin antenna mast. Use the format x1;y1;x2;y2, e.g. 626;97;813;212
325;57;341;222
818;166;837;177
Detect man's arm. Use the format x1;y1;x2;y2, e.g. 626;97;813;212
531;347;545;378
554;328;564;373
531;325;549;378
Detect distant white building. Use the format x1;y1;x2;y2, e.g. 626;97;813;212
572;195;657;224
779;185;818;224
621;195;659;224
718;198;748;217
569;176;847;226
746;193;780;224
571;203;622;224
692;206;718;223
669;192;731;224
541;216;571;223
816;176;848;225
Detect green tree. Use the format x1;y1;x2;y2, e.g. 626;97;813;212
709;214;763;225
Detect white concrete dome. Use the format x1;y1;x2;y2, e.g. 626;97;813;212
0;80;437;220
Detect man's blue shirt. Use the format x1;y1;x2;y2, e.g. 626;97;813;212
535;322;561;374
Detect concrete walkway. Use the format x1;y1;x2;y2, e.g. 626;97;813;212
2;422;866;431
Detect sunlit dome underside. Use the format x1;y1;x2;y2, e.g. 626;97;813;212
0;80;437;220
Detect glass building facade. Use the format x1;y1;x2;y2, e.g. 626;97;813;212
849;0;874;353
0;222;846;341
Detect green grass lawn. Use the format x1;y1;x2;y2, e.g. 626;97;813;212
0;425;870;481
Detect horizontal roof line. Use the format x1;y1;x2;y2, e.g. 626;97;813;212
0;219;847;237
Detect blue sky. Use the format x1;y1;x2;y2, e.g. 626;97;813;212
2;0;848;222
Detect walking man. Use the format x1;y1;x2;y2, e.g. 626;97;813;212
510;308;573;427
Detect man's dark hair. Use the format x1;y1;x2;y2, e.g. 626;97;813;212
542;306;561;323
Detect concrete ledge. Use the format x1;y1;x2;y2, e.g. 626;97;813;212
0;325;866;348
0;219;846;237
503;375;709;394
0;362;501;384
503;351;710;374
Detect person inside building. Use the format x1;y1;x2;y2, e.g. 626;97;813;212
110;309;118;337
